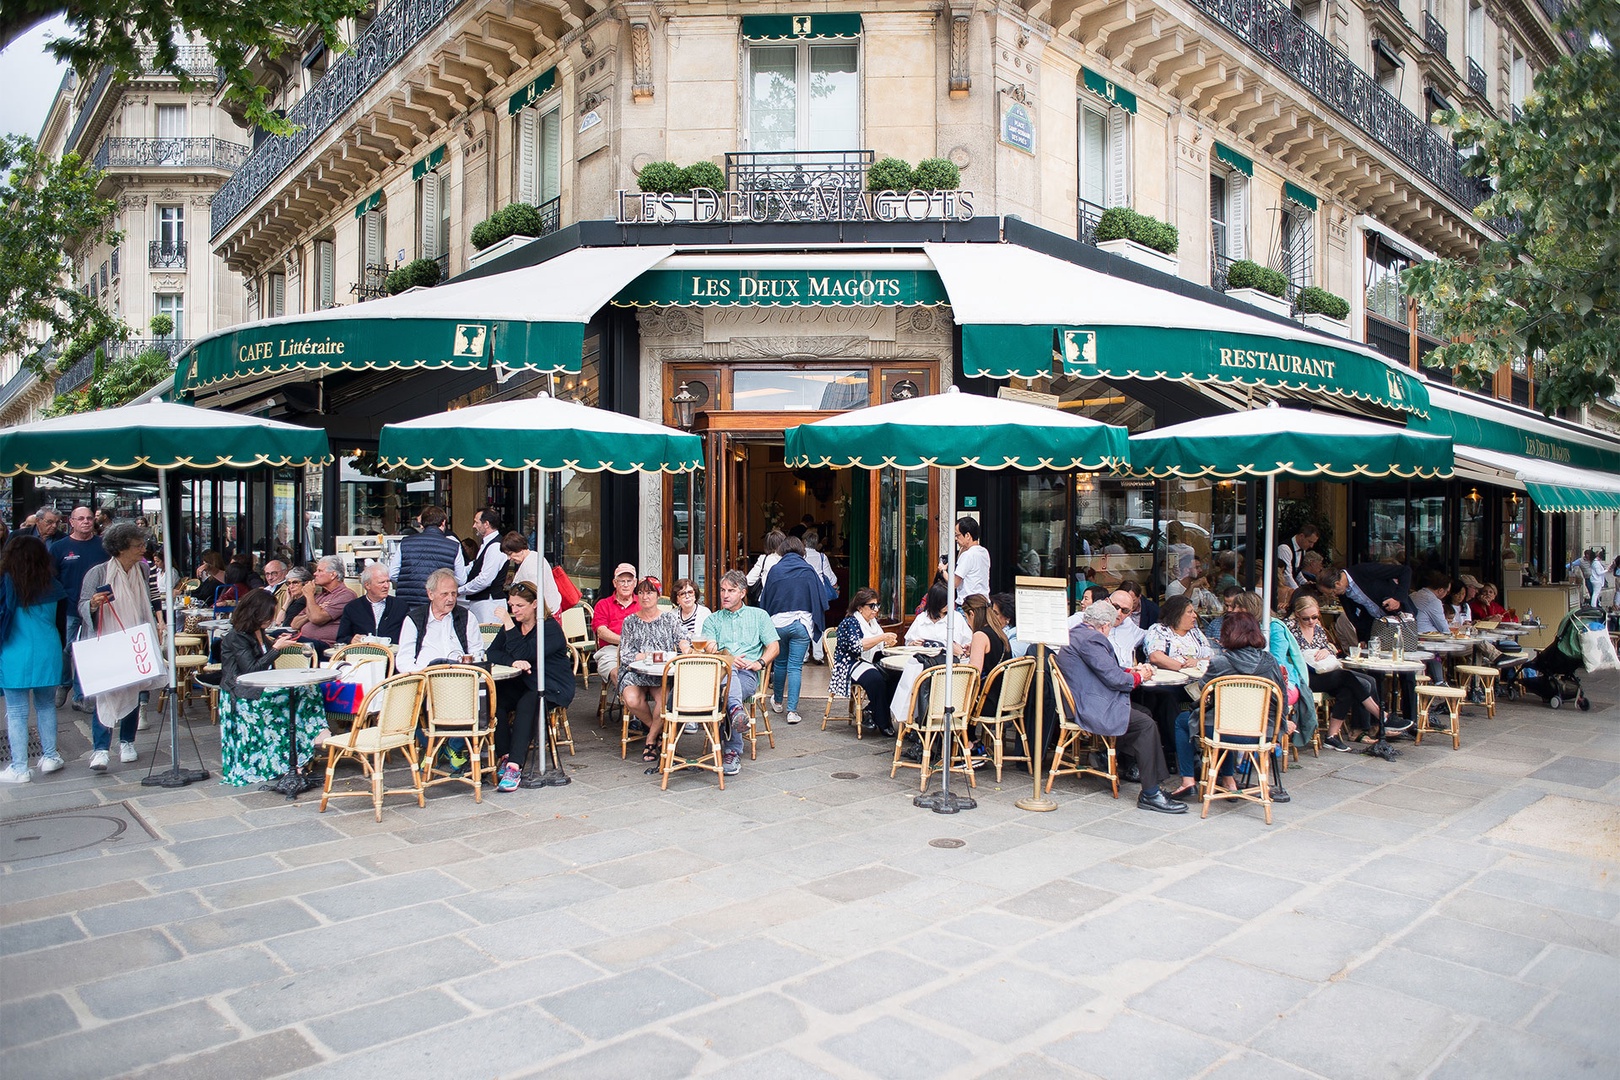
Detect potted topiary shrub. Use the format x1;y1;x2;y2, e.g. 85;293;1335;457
385;257;442;295
1294;285;1353;336
635;160;714;221
148;313;174;341
682;160;725;194
865;156;915;193
468;202;547;268
1223;259;1292;318
1094;207;1180;275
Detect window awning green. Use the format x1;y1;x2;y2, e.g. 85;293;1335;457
1214;142;1253;176
352;190;382;218
1081;67;1137;114
506;66;557;115
1526;484;1620;513
742;14;862;40
1412;386;1620;474
411;146;446;181
613;268;948;307
1284;182;1318;211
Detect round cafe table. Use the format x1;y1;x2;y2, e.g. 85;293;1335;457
1341;656;1425;729
236;667;340;799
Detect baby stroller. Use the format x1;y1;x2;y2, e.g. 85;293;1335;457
1521;607;1605;711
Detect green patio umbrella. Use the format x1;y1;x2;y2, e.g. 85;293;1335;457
378;392;703;786
0;402;333;788
1126;405;1453;622
786;387;1130;814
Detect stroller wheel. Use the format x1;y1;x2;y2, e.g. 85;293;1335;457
1548;695;1563;710
1579;696;1591;712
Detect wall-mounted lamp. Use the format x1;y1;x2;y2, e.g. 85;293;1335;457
1465;487;1482;513
669;381;698;430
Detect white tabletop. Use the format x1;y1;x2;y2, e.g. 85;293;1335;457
237;667;340;689
1418;638;1473;654
1142;669;1192;687
627;658;675;677
1342;657;1425;673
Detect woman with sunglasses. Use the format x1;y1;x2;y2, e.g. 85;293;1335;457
830;587;897;736
1287;595;1388;752
488;581;576;791
671;577;710;640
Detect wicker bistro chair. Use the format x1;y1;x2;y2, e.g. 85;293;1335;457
1454;663;1499;719
1045;654;1120;798
272;645;315;669
560;604;596;685
890;663;980;792
319;673;429;821
420;665;500;800
822;680;867;738
970;656;1036;783
324;645;396;734
744;658;776;759
1414;683;1466;750
1196;675;1287;824
657;654;731;790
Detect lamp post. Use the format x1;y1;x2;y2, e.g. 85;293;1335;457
670;382;698;430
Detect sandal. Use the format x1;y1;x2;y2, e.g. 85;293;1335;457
641;743;659;763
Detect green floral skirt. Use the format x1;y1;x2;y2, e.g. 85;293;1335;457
219;687;327;786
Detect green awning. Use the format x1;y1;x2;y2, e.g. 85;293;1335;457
1214;142;1253;176
352;190;382;218
1527;484;1620;513
742;14;862;40
1284;182;1318;211
507;66;557;114
411;146;445;181
1127;408;1452;480
1081;67;1137;113
613;268;948;307
1412;387;1620;473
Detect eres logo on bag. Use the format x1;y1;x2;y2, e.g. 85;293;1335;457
131;630;154;674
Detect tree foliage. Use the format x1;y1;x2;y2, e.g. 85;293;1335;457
1404;0;1620;412
0;134;124;378
44;345;175;417
1;0;367;135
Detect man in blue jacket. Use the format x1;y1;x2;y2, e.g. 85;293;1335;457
1055;599;1186;814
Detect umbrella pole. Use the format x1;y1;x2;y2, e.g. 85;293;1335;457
142;466;208;788
1015;643;1056;812
524;466;569;788
916;470;976;814
1261;474;1277;631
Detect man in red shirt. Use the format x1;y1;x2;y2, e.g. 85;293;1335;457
591;563;639;685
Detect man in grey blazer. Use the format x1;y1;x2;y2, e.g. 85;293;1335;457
1054;599;1187;814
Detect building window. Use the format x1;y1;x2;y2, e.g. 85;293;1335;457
154;293;184;339
1510;48;1528;113
1279;201;1314;292
1372;37;1403;96
1466;3;1486;66
266;271;286;318
315;238;336;310
417;167;449;264
156;103;186;165
359;207;387;300
516;105;562;211
157;205;184;250
1078;100;1130;214
100;261;109;292
1209;169;1248;283
746;41;859;152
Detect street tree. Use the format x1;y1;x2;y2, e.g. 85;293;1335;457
0;134;124;379
1;0;367;135
1404;0;1620;412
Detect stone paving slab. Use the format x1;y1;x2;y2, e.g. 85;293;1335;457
0;669;1616;1077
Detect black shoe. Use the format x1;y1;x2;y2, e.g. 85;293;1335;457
900;744;923;764
1137;789;1188;814
1122;762;1141;784
1324;734;1352;752
879;726;898;738
1382;717;1414;735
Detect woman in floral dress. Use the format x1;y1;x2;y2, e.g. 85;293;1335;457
617;577;690;761
218;589;325;785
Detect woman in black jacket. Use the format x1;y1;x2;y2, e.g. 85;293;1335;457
218;589;321;785
487;581;575;792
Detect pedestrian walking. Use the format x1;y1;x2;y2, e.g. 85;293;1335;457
0;536;66;782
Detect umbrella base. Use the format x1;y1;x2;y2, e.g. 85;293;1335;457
1015;795;1058;812
521;767;572;789
915;788;977;814
142;767;210;789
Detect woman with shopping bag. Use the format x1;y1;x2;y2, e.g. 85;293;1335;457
76;522;166;772
0;535;66;782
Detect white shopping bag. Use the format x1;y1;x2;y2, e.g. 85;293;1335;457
72;622;169;697
1579;628;1620;674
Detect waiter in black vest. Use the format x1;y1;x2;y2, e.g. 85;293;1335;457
460;508;510;623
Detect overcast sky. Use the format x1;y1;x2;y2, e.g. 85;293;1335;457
1;17;71;142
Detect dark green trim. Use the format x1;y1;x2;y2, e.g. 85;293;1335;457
613;268;949;307
1526;484;1620;513
506;66;557;114
1214;142;1253;176
411;145;446;181
1283;182;1318;211
352;190;382;218
741;14;862;40
1081;67;1137;113
1412;404;1620;474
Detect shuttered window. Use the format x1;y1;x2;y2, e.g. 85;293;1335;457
315;239;335;309
1078;101;1130;209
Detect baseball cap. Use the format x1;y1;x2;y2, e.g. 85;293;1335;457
1458;574;1483;589
613;562;637;579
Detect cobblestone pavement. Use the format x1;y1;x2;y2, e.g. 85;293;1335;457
2;666;1617;1079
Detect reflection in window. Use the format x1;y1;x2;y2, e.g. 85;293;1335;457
733;369;869;411
747;43;859;152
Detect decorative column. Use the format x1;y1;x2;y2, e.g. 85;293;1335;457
949;5;972;99
630;15;654;103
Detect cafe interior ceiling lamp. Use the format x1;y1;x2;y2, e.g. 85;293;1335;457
670;381;698;430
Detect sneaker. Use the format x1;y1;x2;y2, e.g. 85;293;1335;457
119;741;138;763
683;722;700;734
495;762;521;793
722;751;740;776
0;763;30;784
769;698;784;714
446;748;468;771
786;710;802;725
38;753;65;774
55;686;69;708
90;750;109;772
1383;718;1414;735
1324;734;1352;753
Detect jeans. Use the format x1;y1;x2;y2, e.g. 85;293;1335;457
724;666;759;756
62;614;83;699
1172;709;1253;780
772;622;811;712
92;707;138;752
4;688;59;767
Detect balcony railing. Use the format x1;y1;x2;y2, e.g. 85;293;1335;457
95;137;249;171
1077;198;1106;245
1423;11;1448;57
1467;58;1488;97
54;353;96;396
212;0;471;240
433;252;450;283
136;45;220;78
107;337;190;362
1185;0;1492;210
149;241;188;269
724;150;874;220
0;364;37;411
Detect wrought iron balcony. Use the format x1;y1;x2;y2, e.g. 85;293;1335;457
1423;12;1448;57
106;337;190;362
95;138;249;171
212;0;471;240
149;241;188;269
1077;198;1106;246
725;151;874;220
1467;59;1488;97
0;364;38;411
1184;0;1492;210
433;252;450;283
54;353;96;396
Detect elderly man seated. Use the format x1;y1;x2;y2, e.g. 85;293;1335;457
290;556;356;657
337;563;411;644
397;568;486;673
702;570;780;777
1055;599;1187;814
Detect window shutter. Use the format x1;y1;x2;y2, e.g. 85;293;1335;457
420;174;440;259
269;273;285;317
363;210;384;266
540;108;562;205
1229;173;1248;261
517;110;538;205
1080;107;1106;206
1107;108;1130;208
317;240;335;309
